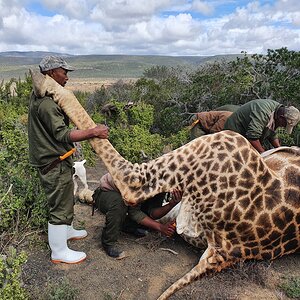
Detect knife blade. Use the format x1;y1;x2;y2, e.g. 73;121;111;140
40;148;76;175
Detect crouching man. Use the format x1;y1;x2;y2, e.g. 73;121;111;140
93;173;182;259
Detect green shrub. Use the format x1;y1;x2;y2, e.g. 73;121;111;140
280;277;300;298
0;247;28;300
165;127;190;150
292;124;300;146
128;102;154;130
155;105;186;136
45;279;78;300
277;127;296;147
89;100;163;163
109;125;164;163
0;103;48;235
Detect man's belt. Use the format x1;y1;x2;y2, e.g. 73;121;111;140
40;148;76;175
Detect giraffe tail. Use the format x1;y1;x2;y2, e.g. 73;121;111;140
157;247;235;300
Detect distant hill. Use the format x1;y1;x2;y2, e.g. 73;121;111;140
0;51;73;58
0;51;244;80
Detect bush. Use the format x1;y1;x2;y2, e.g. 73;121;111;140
280;277;300;298
0;247;28;300
127;102;154;130
0;107;48;235
45;279;78;300
109;125;164;163
277;127;297;147
165;127;190;150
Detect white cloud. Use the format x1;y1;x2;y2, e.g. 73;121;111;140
41;0;92;19
128;14;201;43
90;0;173;31
191;0;214;16
0;0;300;56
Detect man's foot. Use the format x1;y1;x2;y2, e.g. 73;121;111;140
122;227;149;237
103;246;126;259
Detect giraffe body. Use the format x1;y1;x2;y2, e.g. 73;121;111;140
30;70;300;300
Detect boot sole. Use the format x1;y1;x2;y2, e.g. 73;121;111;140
67;234;88;241
51;256;87;264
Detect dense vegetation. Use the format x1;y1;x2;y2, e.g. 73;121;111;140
0;47;300;298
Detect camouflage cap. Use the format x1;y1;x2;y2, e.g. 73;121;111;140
284;106;300;134
39;56;75;72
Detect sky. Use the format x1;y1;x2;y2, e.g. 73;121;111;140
0;0;300;56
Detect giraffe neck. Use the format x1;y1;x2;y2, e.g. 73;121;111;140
30;70;156;201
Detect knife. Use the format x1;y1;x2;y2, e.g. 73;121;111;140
41;148;76;175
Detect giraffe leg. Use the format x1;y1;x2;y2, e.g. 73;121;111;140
157;246;235;300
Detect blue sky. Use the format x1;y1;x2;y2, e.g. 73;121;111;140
0;0;300;56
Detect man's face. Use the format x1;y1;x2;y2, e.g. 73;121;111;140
49;68;69;86
276;115;287;128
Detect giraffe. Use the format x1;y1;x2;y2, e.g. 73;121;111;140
30;70;300;300
158;145;300;250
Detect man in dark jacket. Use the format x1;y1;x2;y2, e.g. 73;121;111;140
224;99;300;153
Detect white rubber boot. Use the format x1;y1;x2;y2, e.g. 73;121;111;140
67;223;88;240
48;223;87;264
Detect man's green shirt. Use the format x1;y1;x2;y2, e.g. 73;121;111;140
28;92;74;168
224;99;282;142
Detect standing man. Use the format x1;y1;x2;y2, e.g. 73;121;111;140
28;56;109;264
224;99;300;153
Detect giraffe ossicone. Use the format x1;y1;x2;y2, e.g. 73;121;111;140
30;70;300;300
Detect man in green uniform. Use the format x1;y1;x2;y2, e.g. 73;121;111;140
189;104;240;140
92;173;182;259
28;56;109;264
224;99;300;153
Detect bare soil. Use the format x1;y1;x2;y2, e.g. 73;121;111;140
22;160;300;300
66;78;137;93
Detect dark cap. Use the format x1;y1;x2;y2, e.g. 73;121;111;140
39;56;75;72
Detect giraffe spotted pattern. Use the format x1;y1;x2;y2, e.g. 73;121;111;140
30;70;300;300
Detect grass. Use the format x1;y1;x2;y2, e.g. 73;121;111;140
45;279;78;300
279;277;300;299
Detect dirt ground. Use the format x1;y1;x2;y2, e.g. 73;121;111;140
21;159;300;300
66;78;137;93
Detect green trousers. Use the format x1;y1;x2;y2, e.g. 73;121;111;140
38;160;74;225
93;188;129;248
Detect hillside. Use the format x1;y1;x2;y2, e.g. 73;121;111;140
0;51;243;80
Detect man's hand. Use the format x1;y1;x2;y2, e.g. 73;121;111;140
159;221;176;237
92;124;109;139
168;189;183;207
70;124;109;142
249;139;265;153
